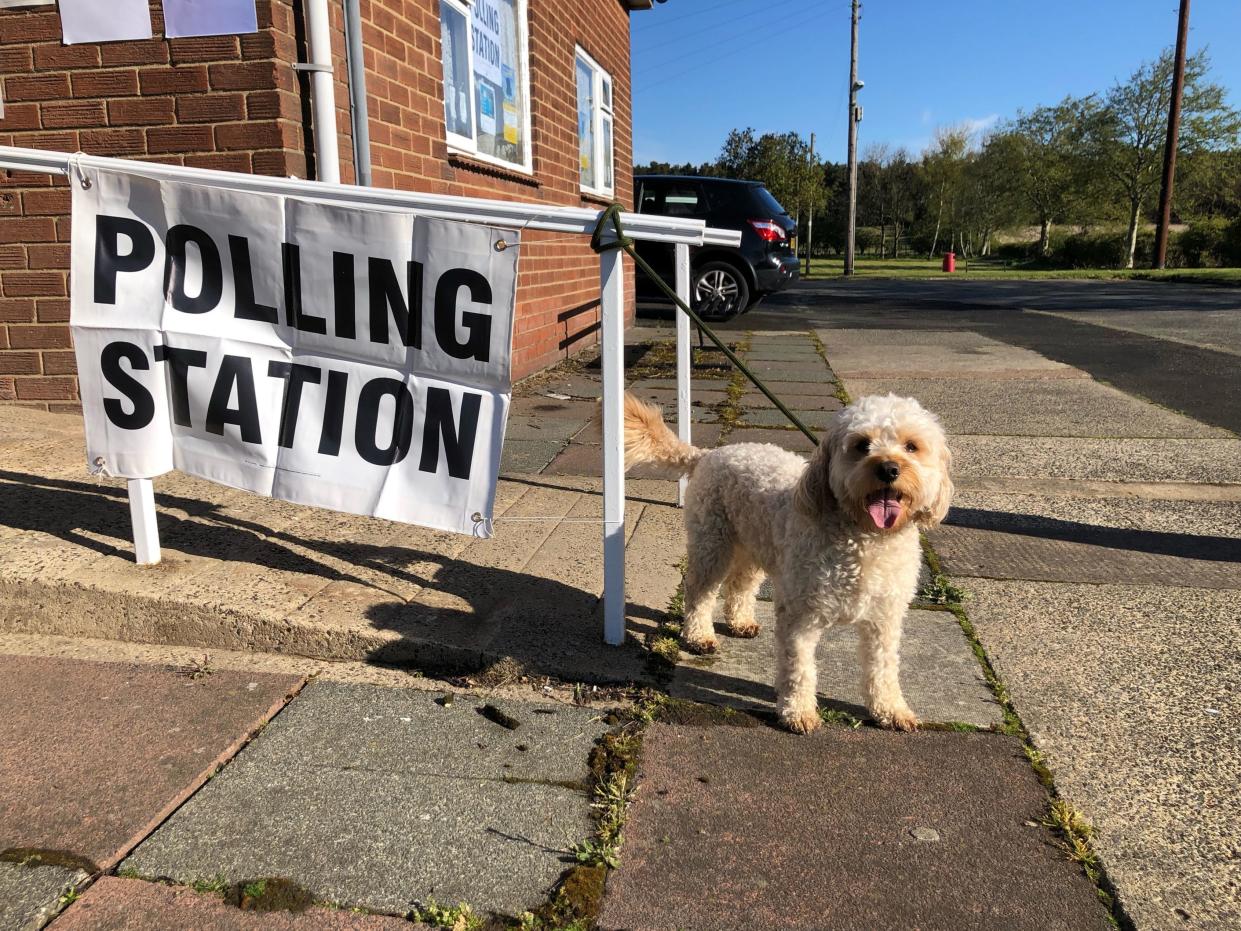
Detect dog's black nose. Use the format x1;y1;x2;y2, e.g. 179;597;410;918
876;460;900;483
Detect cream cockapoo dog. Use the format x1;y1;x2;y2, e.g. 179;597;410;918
625;391;954;734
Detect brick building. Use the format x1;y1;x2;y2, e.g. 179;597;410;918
0;0;650;410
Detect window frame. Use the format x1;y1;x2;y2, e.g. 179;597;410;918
439;0;534;176
575;46;615;197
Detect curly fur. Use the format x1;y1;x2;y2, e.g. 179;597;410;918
626;391;954;734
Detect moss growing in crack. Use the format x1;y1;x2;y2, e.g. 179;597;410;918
226;877;315;913
807;331;851;404
918;573;970;606
818;707;864;729
411;899;484;930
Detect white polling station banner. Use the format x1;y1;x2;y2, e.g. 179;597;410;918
70;166;519;537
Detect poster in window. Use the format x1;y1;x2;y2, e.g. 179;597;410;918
471;0;503;87
478;83;497;136
501;65;519;144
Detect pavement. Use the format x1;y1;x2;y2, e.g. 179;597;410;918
5;277;1238;928
712;277;1241;930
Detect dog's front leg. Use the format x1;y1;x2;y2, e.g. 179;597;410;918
857;609;919;731
775;604;823;734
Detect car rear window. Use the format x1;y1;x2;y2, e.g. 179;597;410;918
747;185;788;217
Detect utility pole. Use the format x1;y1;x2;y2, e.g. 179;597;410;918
1153;0;1191;269
844;0;861;276
805;131;815;276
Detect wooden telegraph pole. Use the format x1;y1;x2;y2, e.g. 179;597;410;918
805;131;815;276
1153;0;1191;269
844;0;861;276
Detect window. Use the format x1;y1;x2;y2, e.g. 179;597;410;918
438;0;531;172
576;48;614;196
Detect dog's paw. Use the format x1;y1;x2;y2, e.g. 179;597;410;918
682;635;719;655
725;621;761;639
873;706;920;732
779;707;822;735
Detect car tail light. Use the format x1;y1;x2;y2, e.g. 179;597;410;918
748;219;786;242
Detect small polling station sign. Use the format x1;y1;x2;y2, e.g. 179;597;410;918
70;166;519;536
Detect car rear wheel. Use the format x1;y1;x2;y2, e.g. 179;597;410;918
692;261;750;320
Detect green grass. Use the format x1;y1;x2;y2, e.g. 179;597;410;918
801;256;1241;285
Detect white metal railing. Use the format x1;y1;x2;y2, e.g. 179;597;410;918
0;144;739;646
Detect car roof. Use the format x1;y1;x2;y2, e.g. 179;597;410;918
636;175;763;187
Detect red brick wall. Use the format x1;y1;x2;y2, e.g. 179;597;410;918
0;0;635;410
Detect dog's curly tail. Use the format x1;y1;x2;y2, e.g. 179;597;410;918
624;392;706;474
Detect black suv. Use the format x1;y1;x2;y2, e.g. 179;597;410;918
633;175;799;319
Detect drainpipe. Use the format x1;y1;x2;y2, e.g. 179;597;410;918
343;0;373;186
303;0;341;184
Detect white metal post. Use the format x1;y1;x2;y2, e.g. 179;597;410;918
127;479;161;565
674;243;691;508
599;248;627;646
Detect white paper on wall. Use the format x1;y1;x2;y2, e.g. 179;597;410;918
58;0;153;44
163;0;258;38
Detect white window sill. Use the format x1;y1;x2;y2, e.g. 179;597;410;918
447;144;534;178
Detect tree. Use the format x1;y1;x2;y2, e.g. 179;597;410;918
713;128;826;221
961;133;1025;256
1091;48;1241;268
921;127;970;259
1003;98;1092;257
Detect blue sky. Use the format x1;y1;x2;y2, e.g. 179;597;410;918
630;0;1241;166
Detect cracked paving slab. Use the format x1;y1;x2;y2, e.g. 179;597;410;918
121;681;610;918
598;725;1111;931
0;861;87;931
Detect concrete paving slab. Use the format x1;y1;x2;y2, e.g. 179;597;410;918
843;376;1229;438
0;455;682;684
935;492;1241;589
123;681;609;918
740;362;832;382
740;349;825;363
0;655;300;871
500;438;566;474
0;860;87;931
950;435;1241;484
720;428;818;454
54;877;425;930
820;327;1082;379
669;605;999;726
598;726;1111;931
504;412;592;443
737;407;836;430
736;379;838;397
958;578;1241;931
739;392;843;411
628;378;731;392
516;372;603;401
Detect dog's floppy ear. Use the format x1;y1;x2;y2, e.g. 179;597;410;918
918;442;955;527
794;422;839;517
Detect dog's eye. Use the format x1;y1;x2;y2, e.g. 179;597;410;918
905;441;918;453
854;439;870;454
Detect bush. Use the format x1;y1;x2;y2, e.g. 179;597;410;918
1057;232;1126;268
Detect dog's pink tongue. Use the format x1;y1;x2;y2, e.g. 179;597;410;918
867;492;901;529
